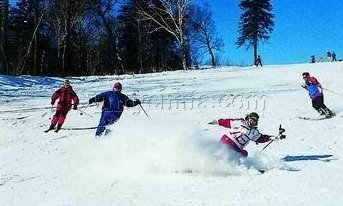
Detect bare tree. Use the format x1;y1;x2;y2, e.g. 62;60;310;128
46;0;88;76
89;0;124;74
188;3;223;67
136;0;191;70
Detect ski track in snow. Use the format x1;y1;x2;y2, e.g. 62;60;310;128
1;63;343;205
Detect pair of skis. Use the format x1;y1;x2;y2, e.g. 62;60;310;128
44;126;97;133
44;127;61;133
298;113;336;121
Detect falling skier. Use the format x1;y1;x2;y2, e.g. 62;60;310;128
88;82;141;137
45;80;79;133
301;72;333;117
209;112;285;157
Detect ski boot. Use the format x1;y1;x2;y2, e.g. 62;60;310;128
324;108;334;118
54;125;62;133
318;108;326;116
44;125;56;133
319;108;333;118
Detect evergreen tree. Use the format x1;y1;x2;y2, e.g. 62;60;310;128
8;0;46;75
236;0;274;64
0;0;9;74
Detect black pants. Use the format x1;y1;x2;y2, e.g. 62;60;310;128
312;95;328;111
255;60;262;67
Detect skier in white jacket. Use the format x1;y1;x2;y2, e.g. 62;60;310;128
209;112;285;157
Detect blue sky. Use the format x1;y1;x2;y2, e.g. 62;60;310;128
8;0;343;66
205;0;343;65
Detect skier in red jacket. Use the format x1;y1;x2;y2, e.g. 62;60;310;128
45;80;79;132
209;112;285;157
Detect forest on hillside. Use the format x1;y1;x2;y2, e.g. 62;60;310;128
0;0;273;76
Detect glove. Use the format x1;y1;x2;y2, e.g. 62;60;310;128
135;99;141;105
208;120;218;125
270;136;278;141
73;104;77;110
301;84;307;89
88;98;95;104
51;100;55;105
270;134;286;141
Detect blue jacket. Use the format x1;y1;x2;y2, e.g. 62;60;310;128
304;76;322;100
307;84;321;99
89;91;138;119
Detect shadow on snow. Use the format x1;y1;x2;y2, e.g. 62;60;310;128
281;155;336;162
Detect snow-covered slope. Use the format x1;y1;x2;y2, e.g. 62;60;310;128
1;62;343;206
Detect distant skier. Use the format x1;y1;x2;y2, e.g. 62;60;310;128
310;55;316;63
46;80;79;132
88;82;141;137
255;55;263;67
326;51;332;62
209;112;285;157
332;52;337;62
301;72;333;117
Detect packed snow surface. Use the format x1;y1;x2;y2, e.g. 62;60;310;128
1;62;343;206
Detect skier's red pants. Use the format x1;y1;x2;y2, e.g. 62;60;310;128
51;109;68;127
220;135;248;157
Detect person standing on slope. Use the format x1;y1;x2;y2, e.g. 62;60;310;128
209;112;285;157
332;52;337;62
255;55;263;67
88;82;141;137
301;72;333;117
310;55;316;63
326;51;332;62
46;80;79;133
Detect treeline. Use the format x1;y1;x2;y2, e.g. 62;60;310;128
0;0;223;76
0;0;274;77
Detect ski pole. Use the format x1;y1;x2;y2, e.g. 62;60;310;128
261;124;285;152
261;139;275;152
83;104;90;110
69;103;93;117
139;104;149;118
76;108;93;117
261;133;283;152
322;88;342;96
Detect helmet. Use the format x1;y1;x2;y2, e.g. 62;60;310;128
247;112;259;121
113;82;122;92
64;79;70;86
302;72;310;77
246;112;259;127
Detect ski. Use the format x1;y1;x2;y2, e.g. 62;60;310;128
298;113;335;121
44;126;97;132
44;128;55;133
61;126;97;131
298;116;330;121
53;135;68;140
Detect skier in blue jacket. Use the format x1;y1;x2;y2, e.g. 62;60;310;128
302;72;333;117
88;82;141;136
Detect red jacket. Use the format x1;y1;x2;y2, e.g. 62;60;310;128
51;85;79;111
